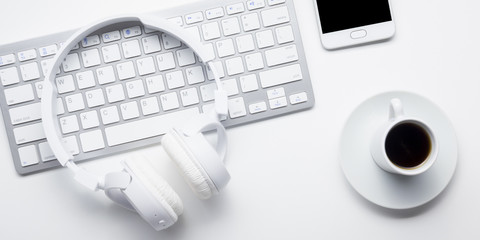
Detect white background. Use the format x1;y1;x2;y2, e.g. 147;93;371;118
1;0;480;239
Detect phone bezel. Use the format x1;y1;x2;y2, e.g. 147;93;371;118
313;0;396;50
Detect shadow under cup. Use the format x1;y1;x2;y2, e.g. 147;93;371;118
385;121;433;170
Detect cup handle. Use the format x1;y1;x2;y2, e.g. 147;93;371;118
389;98;404;121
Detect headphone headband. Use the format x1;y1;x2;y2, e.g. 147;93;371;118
41;15;228;190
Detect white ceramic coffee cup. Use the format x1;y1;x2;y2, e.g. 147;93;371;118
370;98;438;176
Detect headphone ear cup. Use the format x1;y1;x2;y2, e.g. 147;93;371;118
162;130;214;199
122;157;184;229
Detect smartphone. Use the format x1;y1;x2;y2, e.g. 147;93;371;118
314;0;395;50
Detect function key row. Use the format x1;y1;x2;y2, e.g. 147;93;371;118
180;0;286;26
1;44;58;67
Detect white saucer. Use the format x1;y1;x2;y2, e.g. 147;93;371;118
340;91;458;210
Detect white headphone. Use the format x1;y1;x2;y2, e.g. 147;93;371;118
41;15;231;231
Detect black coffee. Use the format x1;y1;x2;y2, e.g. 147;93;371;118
385;122;432;168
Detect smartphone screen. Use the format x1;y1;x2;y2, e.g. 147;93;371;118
317;0;392;34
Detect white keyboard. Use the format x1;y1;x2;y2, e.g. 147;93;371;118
0;0;314;175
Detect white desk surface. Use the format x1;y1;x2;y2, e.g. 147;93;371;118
1;0;479;239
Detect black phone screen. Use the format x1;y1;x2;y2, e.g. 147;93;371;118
317;0;392;34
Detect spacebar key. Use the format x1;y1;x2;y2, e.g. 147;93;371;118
105;108;200;147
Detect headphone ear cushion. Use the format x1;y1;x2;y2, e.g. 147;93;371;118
162;131;213;199
123;158;184;218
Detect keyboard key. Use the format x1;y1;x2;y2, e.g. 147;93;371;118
125;79;146;98
247;0;265;10
162;33;182;50
5;84;35;105
226;3;245;15
40;58;61;76
200;83;216;102
142;35;162;54
56;75;75;94
82;35;101;48
269;97;287;109
236;34;255;53
102;30;121;43
267;87;285;99
136;56;156;76
0;67;20;86
176;48;196;67
202;22;221;41
0;54;16;66
185;26;201;42
228;97;247;119
276;25;294;44
63;136;80;155
225;57;245;76
60;115;80;134
256;30;275;48
62;53;81;72
185;66;205;85
249;101;267;114
160;92;180;111
123;26;142;38
185;12;204;24
120;101;140;120
80;130;105;152
221;78;239;96
100;106;120;125
203;43;215;62
9;102;41;125
261;6;290;27
259;64;302;88
289;92;308;105
240;74;259;92
216;39;235;58
166;71;185;89
101;44;122;63
245;52;265;71
18;49;37;62
39;142;56;162
20;62;40;81
265;45;298;67
145;75;165;94
268;0;285;5
96;66;116;85
202;103;227;121
18;145;39;167
65;93;85;112
106;84;126;103
157;52;176;71
206;7;224;20
221;18;241;36
82;49;101;68
76;70;96;89
167;17;184;26
206;61;225;80
39;44;57;57
140;97;160;116
13;122;45;144
180;88;200;107
116;61;136;80
85;88;105;108
105;107;199;147
241;13;260;32
122;40;142;59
